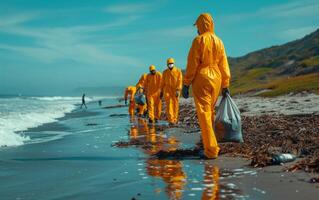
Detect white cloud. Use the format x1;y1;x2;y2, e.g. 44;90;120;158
259;0;319;18
278;26;318;40
104;2;154;14
0;44;60;62
220;0;319;22
0;13;143;67
0;13;38;27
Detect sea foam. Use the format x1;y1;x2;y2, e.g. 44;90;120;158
0;96;77;147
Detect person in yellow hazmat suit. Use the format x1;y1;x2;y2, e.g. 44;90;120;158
144;65;162;123
136;73;147;90
124;86;137;116
135;73;148;117
182;13;231;159
160;58;183;125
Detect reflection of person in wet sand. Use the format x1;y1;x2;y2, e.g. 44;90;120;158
127;119;187;199
146;159;186;200
201;163;220;200
80;93;87;109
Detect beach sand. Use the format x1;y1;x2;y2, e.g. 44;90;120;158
0;97;318;200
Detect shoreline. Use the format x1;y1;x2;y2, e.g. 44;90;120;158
1;97;319;199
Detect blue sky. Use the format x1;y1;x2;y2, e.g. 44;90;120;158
0;0;318;95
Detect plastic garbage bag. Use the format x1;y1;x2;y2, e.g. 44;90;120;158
214;94;243;143
134;93;146;105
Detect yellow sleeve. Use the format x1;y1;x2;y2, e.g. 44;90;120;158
184;37;201;86
136;80;141;89
218;41;231;88
158;72;163;91
160;71;164;91
131;88;136;101
177;69;183;90
136;75;144;89
124;88;128;100
144;76;149;95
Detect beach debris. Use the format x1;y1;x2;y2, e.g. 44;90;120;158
309;177;319;183
104;104;127;109
178;101;319;172
112;140;153;148
109;113;128;117
86;123;98;126
155;148;200;159
288;157;319;173
271;153;296;165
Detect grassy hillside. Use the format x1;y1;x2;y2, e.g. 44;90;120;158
229;28;319;96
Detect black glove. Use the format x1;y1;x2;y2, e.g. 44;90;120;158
222;88;230;97
124;99;127;105
182;85;189;99
160;91;163;99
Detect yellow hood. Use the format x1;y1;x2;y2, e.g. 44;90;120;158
195;13;214;35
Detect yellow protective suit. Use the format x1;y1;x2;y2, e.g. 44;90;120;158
137;103;147;116
161;58;182;123
135;74;148;117
124;86;137;116
183;13;231;158
145;66;162;122
136;73;147;90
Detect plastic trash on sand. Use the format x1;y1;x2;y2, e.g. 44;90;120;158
214;94;244;143
134;93;146;105
271;153;296;165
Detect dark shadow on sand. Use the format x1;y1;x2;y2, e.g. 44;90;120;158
12;156;138;162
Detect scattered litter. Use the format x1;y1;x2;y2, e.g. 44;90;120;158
179;103;319;171
86;123;98;126
309;177;319;183
109;114;128;118
104;104;127;109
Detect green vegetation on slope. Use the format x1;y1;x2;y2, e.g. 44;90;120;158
230;68;273;94
260;73;319;97
302;56;319;67
229;28;319;97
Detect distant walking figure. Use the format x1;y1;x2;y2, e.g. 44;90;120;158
81;93;87;109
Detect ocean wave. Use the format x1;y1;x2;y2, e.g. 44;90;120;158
30;96;85;101
29;96;116;102
0;97;77;147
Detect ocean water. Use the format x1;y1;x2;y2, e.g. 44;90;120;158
0;95;98;147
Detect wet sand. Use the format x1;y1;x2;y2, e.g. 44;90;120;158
114;116;319;200
1;98;319;200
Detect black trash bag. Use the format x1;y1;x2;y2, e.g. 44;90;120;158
214;94;243;143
